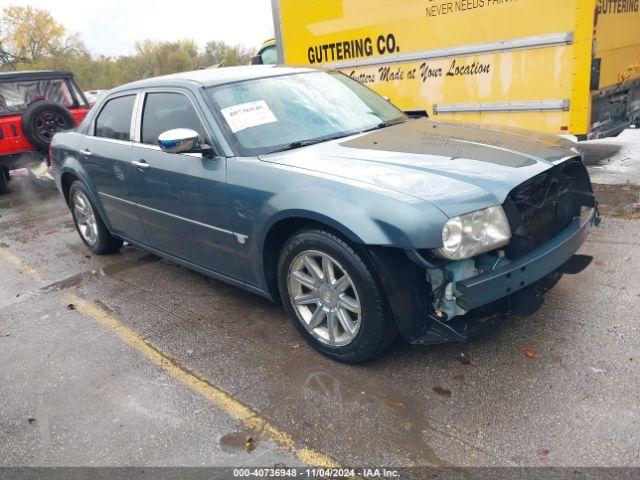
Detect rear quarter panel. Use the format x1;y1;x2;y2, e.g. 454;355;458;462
50;132;108;222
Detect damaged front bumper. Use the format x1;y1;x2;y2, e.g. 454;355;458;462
409;207;598;345
455;207;595;312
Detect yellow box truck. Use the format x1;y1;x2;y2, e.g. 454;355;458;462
270;0;640;139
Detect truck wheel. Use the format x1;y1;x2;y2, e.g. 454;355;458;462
21;101;76;153
0;167;9;194
69;181;122;254
277;229;397;363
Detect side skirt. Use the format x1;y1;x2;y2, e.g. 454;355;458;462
114;233;275;302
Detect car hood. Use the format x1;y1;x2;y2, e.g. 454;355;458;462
259;119;579;218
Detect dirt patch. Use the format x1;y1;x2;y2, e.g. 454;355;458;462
593;184;640;219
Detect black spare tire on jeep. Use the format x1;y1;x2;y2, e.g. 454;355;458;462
21;100;76;152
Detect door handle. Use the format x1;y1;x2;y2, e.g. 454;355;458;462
131;160;150;170
79;149;92;157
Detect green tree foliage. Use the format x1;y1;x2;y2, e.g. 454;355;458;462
0;5;256;89
203;40;230;67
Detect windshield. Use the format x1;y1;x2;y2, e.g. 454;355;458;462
206;71;406;156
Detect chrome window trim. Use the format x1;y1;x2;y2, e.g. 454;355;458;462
131;141;203;158
98;192;248;244
131;92;145;142
99;191;137;207
323;32;574;70
92;137;133;146
133;143;161;151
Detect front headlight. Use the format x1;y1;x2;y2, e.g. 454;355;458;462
434;205;511;260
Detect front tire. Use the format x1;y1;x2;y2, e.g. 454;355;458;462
277;229;397;363
69;181;122;254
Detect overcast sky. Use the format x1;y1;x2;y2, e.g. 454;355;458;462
0;0;275;56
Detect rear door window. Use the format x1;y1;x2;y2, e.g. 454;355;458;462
95;95;135;141
140;92;206;145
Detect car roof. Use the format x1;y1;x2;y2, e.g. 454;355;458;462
0;70;75;82
259;38;276;50
110;65;318;93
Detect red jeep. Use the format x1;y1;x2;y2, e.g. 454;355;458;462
0;70;89;194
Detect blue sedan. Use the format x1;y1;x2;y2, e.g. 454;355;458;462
51;66;598;362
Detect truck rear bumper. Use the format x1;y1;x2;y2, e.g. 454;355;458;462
455;208;595;312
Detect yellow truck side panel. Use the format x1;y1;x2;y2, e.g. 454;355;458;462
277;0;584;134
275;0;640;137
339;46;574;132
595;0;640;88
279;0;576;60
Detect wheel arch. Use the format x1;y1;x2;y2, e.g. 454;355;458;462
58;166;114;234
260;213;433;345
260;212;364;300
60;170;80;204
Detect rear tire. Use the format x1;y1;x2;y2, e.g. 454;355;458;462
277;229;397;363
0;167;9;194
69;181;122;254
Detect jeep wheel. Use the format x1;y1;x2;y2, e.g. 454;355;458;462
278;229;397;363
69;181;122;254
21;101;76;153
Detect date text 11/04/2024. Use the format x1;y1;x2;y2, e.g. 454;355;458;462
232;468;399;478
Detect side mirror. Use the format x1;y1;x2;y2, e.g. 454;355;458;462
158;128;215;157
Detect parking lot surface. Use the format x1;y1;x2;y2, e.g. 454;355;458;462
1;133;640;467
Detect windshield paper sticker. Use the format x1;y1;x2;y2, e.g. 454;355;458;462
221;100;278;133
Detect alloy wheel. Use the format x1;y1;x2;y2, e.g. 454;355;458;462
287;250;362;347
72;190;98;246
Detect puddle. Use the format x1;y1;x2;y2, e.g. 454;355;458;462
42;271;97;291
0;175;58;210
578;143;623;165
40;254;160;292
219;431;258;453
292;365;449;467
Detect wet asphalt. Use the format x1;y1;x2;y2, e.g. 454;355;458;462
1;133;640;467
